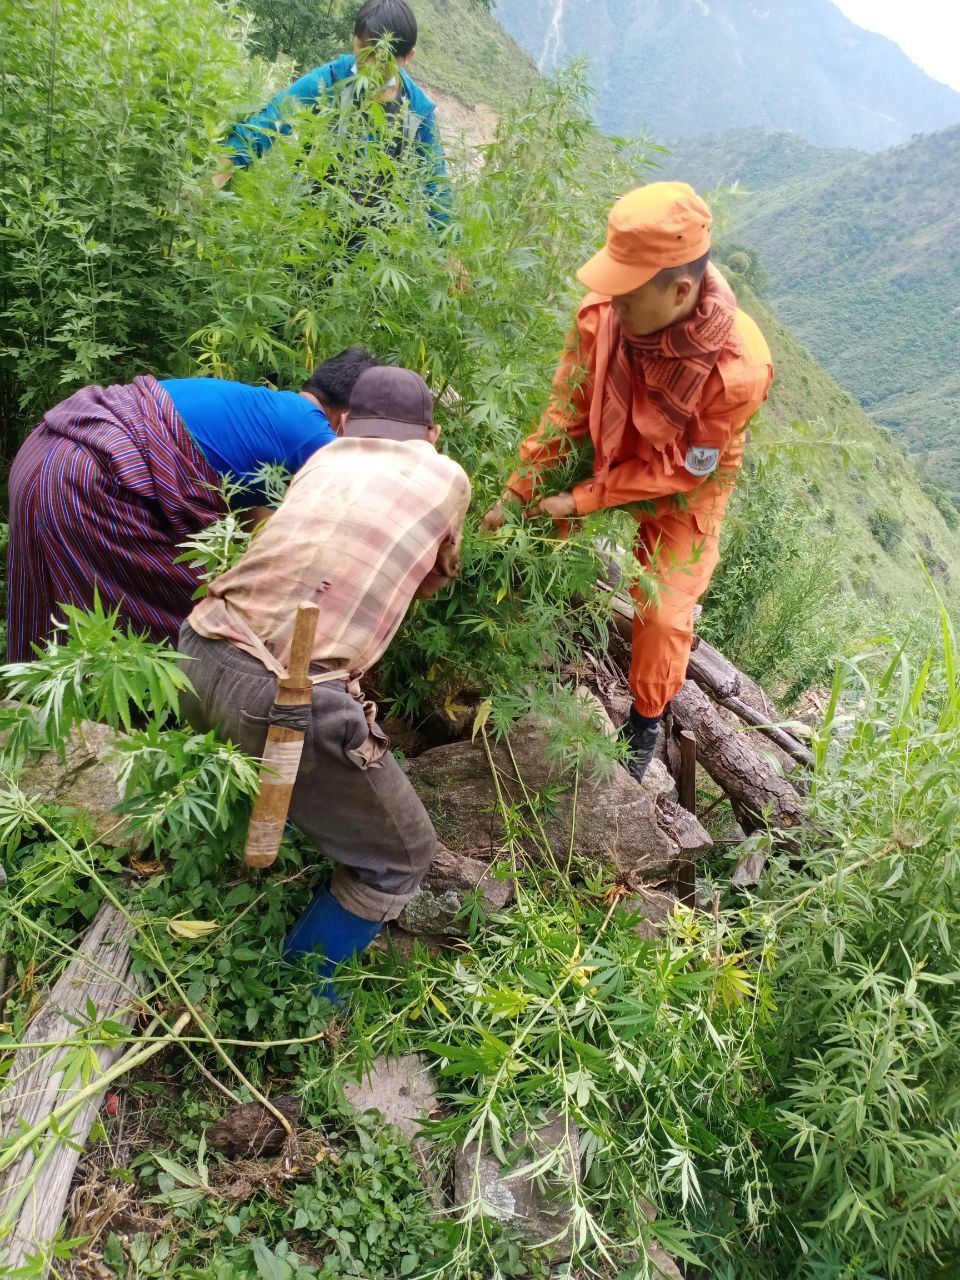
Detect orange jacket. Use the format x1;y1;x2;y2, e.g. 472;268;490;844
508;293;774;531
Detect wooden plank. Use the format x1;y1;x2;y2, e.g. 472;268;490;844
0;902;138;1276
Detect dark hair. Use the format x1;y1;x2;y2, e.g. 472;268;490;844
652;251;710;290
354;0;418;57
302;346;380;409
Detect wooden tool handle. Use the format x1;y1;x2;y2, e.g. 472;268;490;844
242;602;320;870
281;602;320;691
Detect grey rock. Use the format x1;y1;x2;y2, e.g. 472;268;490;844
12;719;132;849
406;715;699;884
641;758;678;804
454;1112;580;1254
342;1054;444;1206
647;1242;684;1279
731;851;768;887
399;844;515;938
660;799;712;860
638;1197;685;1279
622;887;680;941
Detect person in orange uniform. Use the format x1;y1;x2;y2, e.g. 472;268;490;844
483;182;774;781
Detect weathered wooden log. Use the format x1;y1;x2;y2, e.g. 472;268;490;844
716;691;815;770
687;638;815;768
605;594;813;768
670;681;807;837
686;636;776;719
0;902;138;1276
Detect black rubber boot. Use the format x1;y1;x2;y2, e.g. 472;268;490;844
619;708;662;783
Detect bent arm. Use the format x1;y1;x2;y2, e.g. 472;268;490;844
224;66;331;167
571;391;762;515
506;325;594;504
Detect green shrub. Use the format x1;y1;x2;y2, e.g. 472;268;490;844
0;0;274;451
699;459;857;700
868;506;906;551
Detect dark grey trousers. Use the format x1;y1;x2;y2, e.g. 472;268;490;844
177;623;436;921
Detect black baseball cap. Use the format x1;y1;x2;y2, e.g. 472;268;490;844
345;365;435;441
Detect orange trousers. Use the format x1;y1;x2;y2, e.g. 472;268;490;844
628;504;726;717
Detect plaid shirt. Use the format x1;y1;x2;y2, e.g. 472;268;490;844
188;437;471;679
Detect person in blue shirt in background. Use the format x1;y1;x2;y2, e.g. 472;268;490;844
214;0;450;228
6;347;380;660
161;345;378;509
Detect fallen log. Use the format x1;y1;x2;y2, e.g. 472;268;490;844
715;691;815;770
670;681;807;837
686;636;776;718
605;594;814;768
0;902;139;1277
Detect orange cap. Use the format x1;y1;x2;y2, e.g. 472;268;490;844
576;182;712;297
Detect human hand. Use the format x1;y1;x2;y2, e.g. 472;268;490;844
532;491;577;520
481;490;522;532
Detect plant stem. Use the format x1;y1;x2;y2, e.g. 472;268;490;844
0;1012;191;1176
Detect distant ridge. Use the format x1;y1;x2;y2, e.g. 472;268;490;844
493;0;960;151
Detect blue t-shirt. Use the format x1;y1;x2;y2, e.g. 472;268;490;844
162;378;337;502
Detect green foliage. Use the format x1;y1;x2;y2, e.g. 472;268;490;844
699;460;856;700
1;593;192;746
400;0;539;109
740;601;960;1276
920;475;960;530
726;278;960;619
180;64;656;714
350;872;769;1273
243;0;352;70
0;0;274;452
715;240;769;295
114;725;261;849
868;505;905;552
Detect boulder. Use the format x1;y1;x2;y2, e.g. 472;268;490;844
641;758;679;804
622;887;681;942
342;1054;444;1206
11;719;132;849
398;844;515;938
406;716;710;886
454;1112;580;1254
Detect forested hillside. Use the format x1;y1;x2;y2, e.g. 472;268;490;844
665;125;960;498
729;275;960;608
661;127;861;194
493;0;960;149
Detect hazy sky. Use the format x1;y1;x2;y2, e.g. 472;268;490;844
833;0;960;91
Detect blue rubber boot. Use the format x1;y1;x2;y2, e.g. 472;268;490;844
283;886;382;1004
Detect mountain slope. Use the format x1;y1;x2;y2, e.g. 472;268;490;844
411;0;539;107
665;125;960;497
659;127;862;195
493;0;960;151
734;275;960;606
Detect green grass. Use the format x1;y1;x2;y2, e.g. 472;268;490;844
407;0;539;107
733;275;960;617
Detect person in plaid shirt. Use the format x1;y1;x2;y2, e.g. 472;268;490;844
178;366;471;996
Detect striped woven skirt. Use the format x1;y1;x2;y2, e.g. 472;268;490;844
6;375;227;662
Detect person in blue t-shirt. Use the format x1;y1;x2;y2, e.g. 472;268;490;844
214;0;450;228
6;347;379;659
162;345;379;507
